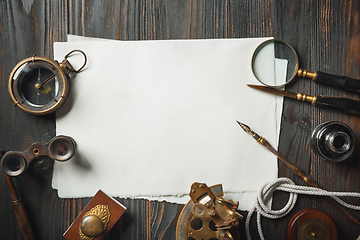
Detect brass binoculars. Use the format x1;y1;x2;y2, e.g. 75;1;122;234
1;135;76;177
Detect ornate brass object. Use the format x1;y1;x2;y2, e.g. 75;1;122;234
297;69;317;80
63;190;126;240
0;135;76;176
79;205;110;240
295;92;317;104
8;50;87;115
176;182;243;240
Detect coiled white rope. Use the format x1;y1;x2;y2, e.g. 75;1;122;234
245;177;360;240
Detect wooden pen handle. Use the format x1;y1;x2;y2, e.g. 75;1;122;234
262;140;319;188
4;174;36;240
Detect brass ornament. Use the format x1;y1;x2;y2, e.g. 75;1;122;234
8;50;87;115
176;183;242;240
79;205;111;240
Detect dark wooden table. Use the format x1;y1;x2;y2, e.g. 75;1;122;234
1;1;360;239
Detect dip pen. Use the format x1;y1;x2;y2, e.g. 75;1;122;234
236;121;360;226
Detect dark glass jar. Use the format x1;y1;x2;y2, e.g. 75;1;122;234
310;121;355;162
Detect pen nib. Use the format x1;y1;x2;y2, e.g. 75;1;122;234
236;120;262;142
236;121;251;134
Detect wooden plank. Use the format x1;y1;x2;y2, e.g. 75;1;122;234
0;0;66;239
1;0;359;239
274;1;360;239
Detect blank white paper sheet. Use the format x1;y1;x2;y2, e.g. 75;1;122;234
53;36;280;211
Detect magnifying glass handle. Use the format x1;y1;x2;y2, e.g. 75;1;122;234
314;71;360;93
315;95;360;115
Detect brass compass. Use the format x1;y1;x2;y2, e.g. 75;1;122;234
8;50;87;115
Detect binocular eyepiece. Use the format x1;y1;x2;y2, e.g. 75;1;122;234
1;135;76;177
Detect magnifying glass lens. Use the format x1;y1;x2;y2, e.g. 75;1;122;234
252;39;299;87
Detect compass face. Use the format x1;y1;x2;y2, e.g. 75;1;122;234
8;56;69;115
16;62;59;106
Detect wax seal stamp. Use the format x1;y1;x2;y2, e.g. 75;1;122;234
79;205;110;240
63;190;126;240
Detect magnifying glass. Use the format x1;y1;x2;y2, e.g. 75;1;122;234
251;39;360;92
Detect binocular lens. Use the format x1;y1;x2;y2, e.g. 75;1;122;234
1;153;26;177
0;135;76;176
49;136;75;161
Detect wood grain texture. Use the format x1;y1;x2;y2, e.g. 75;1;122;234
275;0;360;239
1;0;360;239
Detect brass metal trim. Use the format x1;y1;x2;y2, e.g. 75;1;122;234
296;93;316;104
297;69;317;80
8;55;69;115
79;205;110;240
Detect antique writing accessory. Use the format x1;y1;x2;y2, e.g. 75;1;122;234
287;208;337;240
0;135;75;176
63;190;126;240
0;151;36;240
176;182;243;240
8;50;87;115
236;121;360;226
251;39;360;92
310;121;355;162
248;84;360;115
